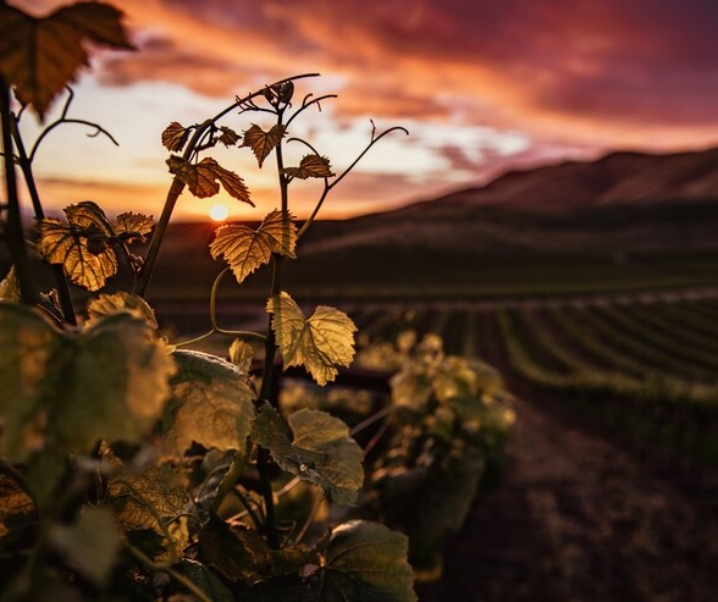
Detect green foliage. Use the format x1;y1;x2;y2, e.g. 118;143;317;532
160;350;256;461
243;521;416;602
0;7;449;598
0;304;174;461
356;331;514;576
252;403;364;506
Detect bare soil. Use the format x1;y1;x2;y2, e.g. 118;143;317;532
417;312;718;602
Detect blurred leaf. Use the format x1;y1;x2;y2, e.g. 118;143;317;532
252;403;363;505
167;156;253;205
85;292;158;329
210;210;297;284
159;350;256;462
0;305;175;461
0;266;21;302
161;121;190;152
229;339;254;372
267;292;356;386
0;1;134;119
107;463;191;563
241;124;286;167
282;155;334;180
49;507;120;587
199;517;269;583
113;212;155;240
390;369;433;412
219;126;240;147
0;473;35;542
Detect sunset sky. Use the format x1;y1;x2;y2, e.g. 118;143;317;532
13;0;718;221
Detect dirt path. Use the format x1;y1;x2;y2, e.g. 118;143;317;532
418;313;718;602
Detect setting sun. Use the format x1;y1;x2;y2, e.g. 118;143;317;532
209;203;229;222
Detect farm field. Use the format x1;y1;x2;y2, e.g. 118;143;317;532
347;296;718;601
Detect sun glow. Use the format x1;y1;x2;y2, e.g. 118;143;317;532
209;203;229;222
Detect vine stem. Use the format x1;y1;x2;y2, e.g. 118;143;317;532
135;73;320;298
296;125;408;241
9;113;76;324
209;267;266;339
1;77;38;305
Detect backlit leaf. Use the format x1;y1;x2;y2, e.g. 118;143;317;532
210;210;297;284
37;217;118;291
65;201;114;234
241;124;286;167
0;305;175;461
113;212;155;240
49;507;120;587
219;126;240;147
167;156;253;205
282;154;334;180
229;339;254;372
252;403;363;505
86;292;158;329
0;266;21;302
162;121;190;152
267;292;356;385
0;2;135;119
159;350;256;461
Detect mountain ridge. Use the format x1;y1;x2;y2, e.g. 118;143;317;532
298;146;718;257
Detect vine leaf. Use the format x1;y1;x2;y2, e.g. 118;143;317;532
64;201;114;234
161;121;190;152
37;202;119;291
0;266;21;302
219;126;240;147
267;292;356;385
0;304;175;461
282;154;334;180
167;156;253;205
178;559;235;602
37;218;118;291
106;461;192;563
113;212;155;241
320;521;417;601
252;403;363;505
159;350;256;462
229;339;254;372
86;292;158;329
49;507;121;587
0;2;135;120
241;124;286;168
243;521;416;601
210;210;297;284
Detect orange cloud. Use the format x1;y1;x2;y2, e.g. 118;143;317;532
13;0;718;220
